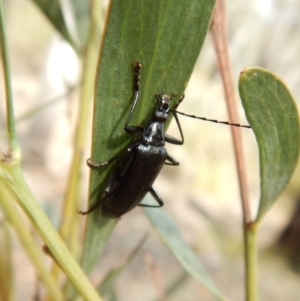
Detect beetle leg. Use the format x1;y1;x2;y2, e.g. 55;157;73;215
165;133;183;145
125;125;144;135
87;139;142;169
78;174;118;215
173;94;185;110
77;198;103;215
87;147;132;169
138;187;164;208
124;62;143;135
87;156;119;168
164;154;179;166
165;97;185;145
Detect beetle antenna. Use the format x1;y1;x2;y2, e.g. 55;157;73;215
172;110;251;129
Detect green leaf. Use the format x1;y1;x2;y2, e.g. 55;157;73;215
81;217;117;273
82;0;216;271
70;0;90;47
31;0;78;50
144;198;228;301
239;67;300;221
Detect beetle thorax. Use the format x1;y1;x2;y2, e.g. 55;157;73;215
143;121;165;146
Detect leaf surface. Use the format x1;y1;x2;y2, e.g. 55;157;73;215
239;67;300;220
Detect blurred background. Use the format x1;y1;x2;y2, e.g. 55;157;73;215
1;0;300;300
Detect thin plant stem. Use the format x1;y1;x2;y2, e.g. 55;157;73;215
244;222;258;301
16;85;77;123
210;1;256;300
0;218;13;301
0;165;102;301
58;0;103;252
0;185;64;301
0;1;19;157
210;0;251;224
49;0;105;289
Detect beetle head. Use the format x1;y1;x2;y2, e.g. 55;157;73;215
153;93;171;121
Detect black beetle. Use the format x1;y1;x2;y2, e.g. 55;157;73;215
79;62;250;218
80;62;186;218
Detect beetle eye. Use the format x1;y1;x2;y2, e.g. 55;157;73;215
156;111;163;118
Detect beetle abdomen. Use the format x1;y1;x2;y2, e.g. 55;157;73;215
102;144;167;218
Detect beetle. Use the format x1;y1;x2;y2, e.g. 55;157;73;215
79;61;250;218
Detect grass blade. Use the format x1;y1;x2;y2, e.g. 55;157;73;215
144;199;228;301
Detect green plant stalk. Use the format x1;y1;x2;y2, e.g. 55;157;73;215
58;0;103;250
46;0;104;290
0;87;77;141
50;0;104;286
0;218;13;301
0;1;20;158
0;164;102;301
244;222;258;301
16;86;76;123
0;0;101;299
0;185;64;301
210;2;255;299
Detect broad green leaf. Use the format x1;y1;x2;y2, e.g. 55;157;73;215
81;217;117;273
31;0;78;50
239;67;300;221
144;198;228;301
82;0;216;272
